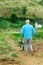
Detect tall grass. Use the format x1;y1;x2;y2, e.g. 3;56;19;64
0;33;18;60
0;18;25;30
0;18;43;32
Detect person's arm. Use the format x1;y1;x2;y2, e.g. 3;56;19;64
32;26;35;36
20;26;24;39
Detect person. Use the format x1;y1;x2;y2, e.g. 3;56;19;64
20;20;35;55
35;22;42;29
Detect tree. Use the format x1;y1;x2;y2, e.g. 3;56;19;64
22;6;27;15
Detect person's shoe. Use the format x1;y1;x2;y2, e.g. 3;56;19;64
30;50;35;55
25;52;28;56
31;50;33;53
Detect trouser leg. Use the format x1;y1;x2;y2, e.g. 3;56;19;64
28;40;33;51
24;40;29;55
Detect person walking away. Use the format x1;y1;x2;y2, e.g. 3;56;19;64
20;20;35;55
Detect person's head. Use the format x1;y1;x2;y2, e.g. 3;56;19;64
25;19;30;24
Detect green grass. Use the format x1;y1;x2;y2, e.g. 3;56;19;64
0;19;25;30
0;31;43;60
0;33;18;60
0;33;12;54
9;31;43;40
33;32;43;40
12;52;18;57
9;33;20;41
0;18;43;32
7;31;43;49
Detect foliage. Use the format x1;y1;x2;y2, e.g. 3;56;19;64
0;0;5;2
0;18;25;30
39;0;43;5
0;17;43;30
11;14;17;23
10;31;43;40
9;33;20;41
0;33;13;54
22;6;27;15
12;53;18;57
0;0;43;19
0;33;18;60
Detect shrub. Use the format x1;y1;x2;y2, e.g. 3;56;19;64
0;20;11;29
39;0;43;5
11;14;17;23
22;6;27;15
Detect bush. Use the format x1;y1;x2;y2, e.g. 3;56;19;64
11;14;17;23
22;6;27;15
39;0;43;5
0;20;11;29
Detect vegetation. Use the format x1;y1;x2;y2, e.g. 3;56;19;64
39;0;43;5
0;0;43;61
11;14;17;23
0;0;43;19
0;18;43;31
0;0;43;30
0;18;25;30
9;31;43;42
0;33;18;60
22;6;27;15
0;31;43;60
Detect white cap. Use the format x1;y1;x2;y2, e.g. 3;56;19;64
25;19;30;24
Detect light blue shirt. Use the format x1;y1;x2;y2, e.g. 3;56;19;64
20;24;35;39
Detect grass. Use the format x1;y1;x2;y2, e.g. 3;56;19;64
9;32;43;57
9;31;43;47
0;19;25;30
0;31;43;60
12;52;18;58
0;18;43;32
0;33;18;61
0;33;12;54
9;31;43;41
33;52;43;57
9;33;20;41
7;31;43;51
0;20;43;59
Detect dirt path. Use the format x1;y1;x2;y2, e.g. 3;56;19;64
16;42;43;65
1;35;43;65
